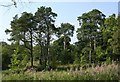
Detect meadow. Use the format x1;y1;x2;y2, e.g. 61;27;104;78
2;62;120;80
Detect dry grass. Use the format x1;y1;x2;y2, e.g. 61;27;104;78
25;62;120;80
2;62;120;80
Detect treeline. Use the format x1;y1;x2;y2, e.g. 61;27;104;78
1;6;120;70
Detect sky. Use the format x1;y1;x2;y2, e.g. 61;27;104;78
0;1;119;44
0;0;119;2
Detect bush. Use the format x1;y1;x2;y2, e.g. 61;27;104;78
9;47;20;69
2;45;14;70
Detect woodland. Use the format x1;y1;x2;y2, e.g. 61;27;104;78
1;6;120;80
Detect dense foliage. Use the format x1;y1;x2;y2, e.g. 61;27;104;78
1;6;120;80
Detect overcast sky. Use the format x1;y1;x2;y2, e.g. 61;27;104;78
0;1;119;44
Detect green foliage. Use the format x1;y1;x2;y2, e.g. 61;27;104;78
33;45;40;60
2;63;119;80
111;15;120;61
57;23;74;37
77;9;106;64
20;54;29;67
74;53;87;65
34;6;58;69
1;42;14;70
105;57;111;64
95;46;105;62
3;7;120;75
2;70;35;80
9;47;20;69
80;54;87;65
52;35;74;65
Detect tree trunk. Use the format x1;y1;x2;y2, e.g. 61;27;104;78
39;41;42;65
30;31;33;67
23;31;33;67
89;38;92;65
94;36;96;52
44;43;47;67
47;32;50;68
64;35;66;50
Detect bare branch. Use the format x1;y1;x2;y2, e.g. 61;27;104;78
0;4;14;7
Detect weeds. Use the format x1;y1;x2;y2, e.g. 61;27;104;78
2;62;120;80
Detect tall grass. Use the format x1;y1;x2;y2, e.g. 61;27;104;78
2;62;120;80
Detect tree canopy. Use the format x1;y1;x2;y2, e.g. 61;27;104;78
2;7;120;71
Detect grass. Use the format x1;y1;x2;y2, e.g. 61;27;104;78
2;62;120;80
